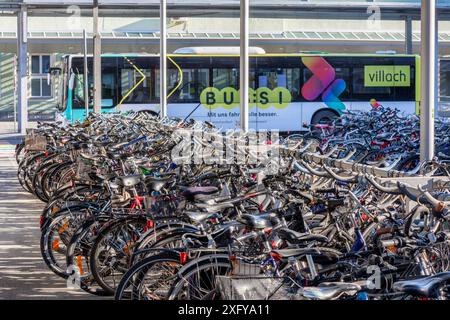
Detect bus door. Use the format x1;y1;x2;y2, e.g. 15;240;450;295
67;57;119;121
255;56;301;131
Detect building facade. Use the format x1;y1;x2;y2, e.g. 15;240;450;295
1;0;450;120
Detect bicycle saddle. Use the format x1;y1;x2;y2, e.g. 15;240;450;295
277;228;328;244
182;186;219;201
116;175;143;187
145;176;173;192
94;173;116;181
314;124;331;130
302;282;361;300
194;201;235;212
185;211;220;223
375;132;392;140
109;141;129;151
307;215;329;230
393;272;450;298
238;213;278;230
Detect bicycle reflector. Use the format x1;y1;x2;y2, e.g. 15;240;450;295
179;252;188;264
52;239;59;251
146;220;154;229
269;251;282;261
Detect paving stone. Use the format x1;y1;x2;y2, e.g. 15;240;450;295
0;133;103;300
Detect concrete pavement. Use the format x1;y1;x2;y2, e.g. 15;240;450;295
0;127;97;299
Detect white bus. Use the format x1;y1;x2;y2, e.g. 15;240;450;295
55;47;420;131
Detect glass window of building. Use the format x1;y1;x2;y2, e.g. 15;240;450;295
30;54;52;98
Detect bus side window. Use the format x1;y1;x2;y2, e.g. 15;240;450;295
180;68;209;101
392;59;415;102
118;57;153;104
120;68;153;103
258;68;299;100
352;67;393;101
158;68;210;103
257;57;300;101
440;61;450;102
213;68;238;89
71;70;87;109
102;73;116;107
334;67;350;99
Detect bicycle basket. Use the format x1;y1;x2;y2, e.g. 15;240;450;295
146;195;182;215
75;156;95;181
215;275;302;300
428;240;450;272
25;134;47;151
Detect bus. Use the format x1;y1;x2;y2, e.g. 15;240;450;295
439;56;450;117
53;47;420;131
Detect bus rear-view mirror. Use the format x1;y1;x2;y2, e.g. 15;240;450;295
49;67;61;76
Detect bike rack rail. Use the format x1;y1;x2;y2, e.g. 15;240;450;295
295;149;450;207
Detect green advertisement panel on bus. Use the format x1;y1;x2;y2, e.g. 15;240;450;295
364;65;411;87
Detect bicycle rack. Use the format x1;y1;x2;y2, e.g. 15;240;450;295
295;149;450;206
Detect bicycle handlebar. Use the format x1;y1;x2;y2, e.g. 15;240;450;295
379;237;424;248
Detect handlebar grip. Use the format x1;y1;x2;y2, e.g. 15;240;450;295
380;239;397;248
327;198;345;207
380;237;420;248
422;190;444;208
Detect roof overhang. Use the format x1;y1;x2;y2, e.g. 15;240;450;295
0;1;449;20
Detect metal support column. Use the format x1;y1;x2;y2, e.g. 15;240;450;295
420;0;436;162
83;29;89;117
93;0;101;114
405;16;413;54
13;55;17;132
160;0;167;118
239;0;249;132
17;5;27;135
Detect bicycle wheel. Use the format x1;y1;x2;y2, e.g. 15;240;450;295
15;142;25;164
129;222;197;266
115;250;183;300
66;217;110;296
33;157;58;202
89;215;149;295
168;254;232;300
40;206;94;278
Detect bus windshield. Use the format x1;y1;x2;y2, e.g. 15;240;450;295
70;57;117;109
53;56;68;112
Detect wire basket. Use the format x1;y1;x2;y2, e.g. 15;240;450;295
215;257;304;300
428;240;450;272
25;134;47;151
145;194;183;216
75;157;108;181
397;240;450;279
76;159;90;180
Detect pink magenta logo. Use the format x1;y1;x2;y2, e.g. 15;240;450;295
301;57;346;111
